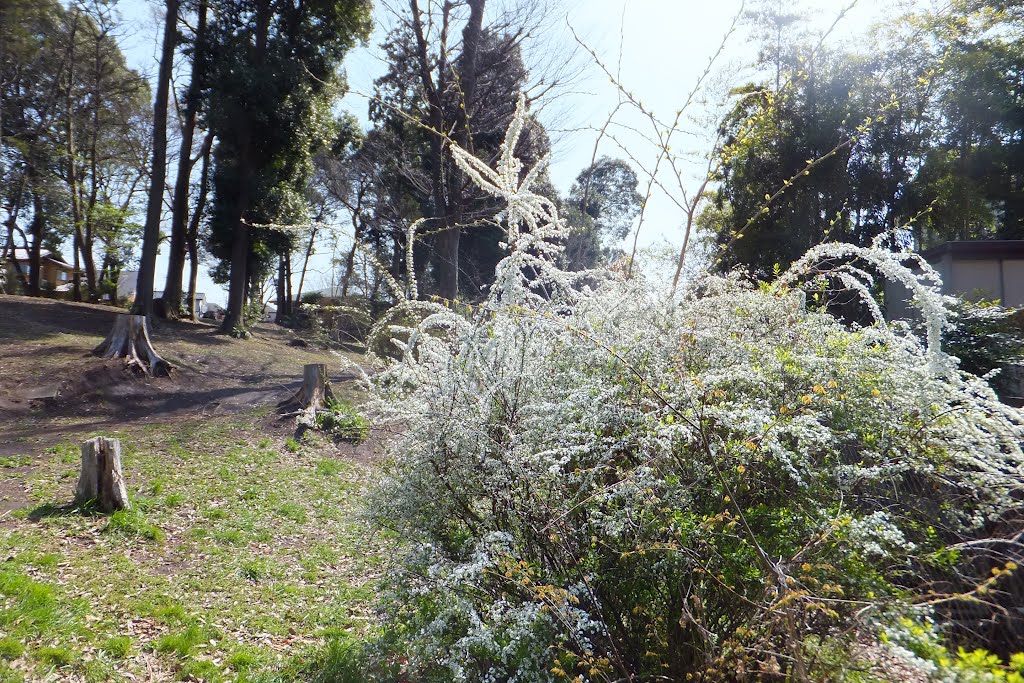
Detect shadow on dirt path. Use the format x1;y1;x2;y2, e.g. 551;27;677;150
0;295;365;453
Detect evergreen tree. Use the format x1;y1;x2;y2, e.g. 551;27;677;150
201;0;372;333
367;10;550;300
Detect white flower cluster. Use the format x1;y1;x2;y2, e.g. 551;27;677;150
362;95;1024;679
846;511;916;558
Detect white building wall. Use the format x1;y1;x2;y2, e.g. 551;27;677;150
1001;260;1024;307
950;260;1001;302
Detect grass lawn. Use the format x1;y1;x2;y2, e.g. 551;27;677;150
1;413;384;683
0;297;387;682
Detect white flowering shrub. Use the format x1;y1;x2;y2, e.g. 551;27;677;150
363;97;1024;681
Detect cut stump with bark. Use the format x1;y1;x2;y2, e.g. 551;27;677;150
94;314;172;377
76;437;130;512
301;363;333;409
280;363;335;412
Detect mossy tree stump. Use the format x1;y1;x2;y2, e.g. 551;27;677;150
75;437;130;512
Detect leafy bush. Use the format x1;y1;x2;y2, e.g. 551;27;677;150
882;615;1024;683
364;97;1024;682
314;399;369;443
301;291;325;305
300;298;373;344
943;298;1024;377
243;299;267;328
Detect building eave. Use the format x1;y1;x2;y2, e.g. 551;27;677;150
922;240;1024;262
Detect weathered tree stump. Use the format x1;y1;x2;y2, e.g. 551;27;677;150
298;363;334;409
94;314;172;377
75;437;130;512
280;363;335;413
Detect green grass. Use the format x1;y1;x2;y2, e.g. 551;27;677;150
105;507;165;542
0;454;31;468
0;564;87;674
179;658;222;681
154;623;213;657
276;502;308;524
240;558;276;582
36;644;76;667
102;636;133;658
0;637;25;660
315;458;345;477
0;408;386;682
43;442;79;463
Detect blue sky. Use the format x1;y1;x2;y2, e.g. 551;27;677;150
112;0;905;304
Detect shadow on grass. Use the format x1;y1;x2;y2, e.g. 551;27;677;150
25;500;102;521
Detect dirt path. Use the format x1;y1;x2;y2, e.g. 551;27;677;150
0;295;366;453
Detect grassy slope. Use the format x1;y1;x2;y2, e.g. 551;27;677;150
0;297;384;682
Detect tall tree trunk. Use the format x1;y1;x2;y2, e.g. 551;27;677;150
65;17;84;302
63;10;97;300
2;167;31;295
339;212;363;297
409;0;485;301
284;249;293;316
220;187;251;333
72;225;82;301
186;135;212;320
411;0;453;299
275;252;286;323
434;218;460;300
391;234;402;284
163;0;207;317
456;0;484;144
186;243;201;319
220;0;269;333
340;240;358;297
28;189;43;296
82;20;107;300
293;226;317;307
442;0;485;301
3;223;28;293
134;0;179;318
99;251;113;293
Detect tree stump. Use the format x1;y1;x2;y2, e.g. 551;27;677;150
75;437;130;512
94;314;172;377
280;363;335;412
299;363;334;409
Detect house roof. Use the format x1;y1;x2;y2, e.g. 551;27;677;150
10;248;47;261
922;240;1024;261
48;258;73;270
155;291;207;301
7;248;74;270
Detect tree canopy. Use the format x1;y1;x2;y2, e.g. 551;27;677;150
1;0;149;299
709;0;1024;276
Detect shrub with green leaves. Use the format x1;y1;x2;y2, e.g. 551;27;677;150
299;298;373;344
314;399;369;443
943;298;1024;378
364;97;1024;682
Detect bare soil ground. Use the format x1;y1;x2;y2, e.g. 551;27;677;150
0;295;361;429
